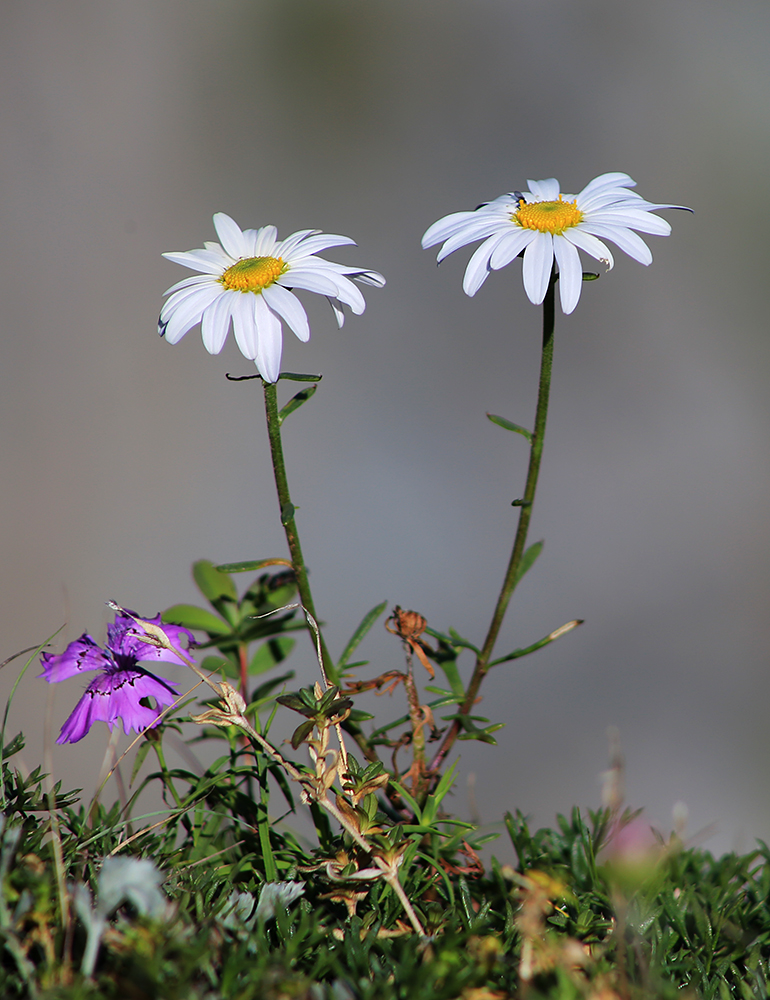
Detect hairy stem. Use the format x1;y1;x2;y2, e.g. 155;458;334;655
428;269;556;774
262;381;334;674
262;381;378;763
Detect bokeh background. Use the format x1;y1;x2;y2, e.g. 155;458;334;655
2;0;769;857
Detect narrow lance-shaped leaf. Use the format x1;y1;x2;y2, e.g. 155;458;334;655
424;625;478;655
513;540;543;589
278;385;317;426
337;601;388;672
490;619;583;667
486;412;533;444
440;712;504;744
438;658;465;701
130;740;154;786
277;372;323;382
216;557;293;574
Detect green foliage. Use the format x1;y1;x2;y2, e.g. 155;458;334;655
1;716;770;999
4;568;766;997
163;561;300;687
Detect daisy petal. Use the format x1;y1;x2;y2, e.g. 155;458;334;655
436;217;513;263
329;297;345;328
421;172;687;312
553;236;583;314
581;223;653;265
254;295;284;383
162;248;230;274
159;216;380;365
213;213;249;259
274;230;321;258
262;284;310;342
562;229;615;270
287;233;356;257
577;172;636;201
281;267;345;297
252;225;279;256
592;209;672;236
527;178;561;201
522;233;554;305
463;234;507;296
162;273;219;296
161;284;221;344
232;293;259;358
489;229;537;270
201;290;236;354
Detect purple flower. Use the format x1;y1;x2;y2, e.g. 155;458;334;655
38;610;194;744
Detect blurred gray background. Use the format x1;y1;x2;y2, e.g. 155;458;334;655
2;0;769;857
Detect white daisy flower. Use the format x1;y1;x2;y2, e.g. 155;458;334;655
159;213;385;382
422;172;689;315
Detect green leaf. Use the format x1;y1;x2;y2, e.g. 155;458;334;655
425;759;459;820
278;385;317;426
199;654;235;678
490;619;583;666
248;670;295;708
443;713;505;744
290;720;316;749
486;412;532;443
162;604;230;636
348;709;374;722
337;601;387;671
390;781;422;823
447;627;480;655
437;659;465;701
216;558;292;574
130;740;154;786
423;625;478;655
276;693;313;717
277;372;323;382
513;540;543;588
582;271;599;281
248;637;295;676
193;559;237;604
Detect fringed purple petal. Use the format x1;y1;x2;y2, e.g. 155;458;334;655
108;611;194;666
56;666;179;744
38;635;113;683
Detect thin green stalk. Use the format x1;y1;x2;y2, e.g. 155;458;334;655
262;381;334;675
254;746;278;881
428;269;556;775
152;739;183;810
261;382;378;763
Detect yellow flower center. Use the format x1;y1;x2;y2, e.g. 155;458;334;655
220;256;286;292
513;195;583;235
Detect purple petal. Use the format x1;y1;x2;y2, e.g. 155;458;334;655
38;634;113;682
108;611;194;667
56;667;179;744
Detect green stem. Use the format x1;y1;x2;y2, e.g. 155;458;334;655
254;744;278;881
261;381;379;764
428;269;556;775
262;381;334;675
153;739;183;810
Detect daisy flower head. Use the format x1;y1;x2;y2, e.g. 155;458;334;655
159;214;385;382
422;172;689;315
38;609;194;744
